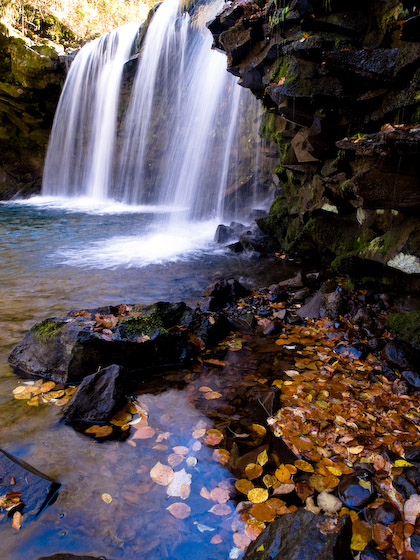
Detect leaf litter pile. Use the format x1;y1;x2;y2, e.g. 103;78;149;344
9;281;420;559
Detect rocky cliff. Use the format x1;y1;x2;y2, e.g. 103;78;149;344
0;9;77;199
209;0;420;288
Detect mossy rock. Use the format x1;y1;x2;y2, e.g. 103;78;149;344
387;310;420;350
31;318;67;341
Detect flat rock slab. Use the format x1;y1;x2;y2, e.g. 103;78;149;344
243;509;352;560
0;448;60;526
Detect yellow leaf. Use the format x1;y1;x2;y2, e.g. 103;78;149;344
101;493;112;504
275;464;292;483
395;459;414;467
245;463;263;480
294;460;314;473
257;450;268;467
256;545;265;552
326;466;342;477
348;445;364;455
235;479;254;495
251;424;267;437
248;488;269;504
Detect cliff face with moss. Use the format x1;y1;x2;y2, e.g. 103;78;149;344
209;0;420;288
0;8;78;198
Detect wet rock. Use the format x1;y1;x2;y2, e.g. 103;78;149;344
364;501;401;526
401;15;420;42
392;474;418;500
406;467;420;488
338;470;376;510
278;272;304;289
381;342;412;370
401;369;420;390
203;278;250;311
8;302;196;383
214;224;235;243
243;508;352;560
63;364;128;423
360;545;388;560
404;445;420;467
297;289;344;320
0;448;60;525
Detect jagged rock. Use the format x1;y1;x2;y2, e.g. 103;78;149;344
0;448;60;525
63;364;128;423
214;224;235;243
202;278;250;311
243;508;352;560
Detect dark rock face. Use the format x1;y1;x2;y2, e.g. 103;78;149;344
208;0;420;287
0;23;66;199
243;508;352;560
8;302;197;383
0;448;60;525
8;301;235;383
63;364;128;422
203;278;250;311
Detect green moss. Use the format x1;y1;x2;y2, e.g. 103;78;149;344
31;318;66;341
119;312;168;337
386;310;420;349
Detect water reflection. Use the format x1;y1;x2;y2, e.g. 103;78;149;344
0;201;298;559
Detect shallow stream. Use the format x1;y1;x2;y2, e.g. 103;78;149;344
0;199;297;560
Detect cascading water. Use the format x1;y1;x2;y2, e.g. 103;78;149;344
42;0;266;225
42;23;139;199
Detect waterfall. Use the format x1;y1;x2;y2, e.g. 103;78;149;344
42;0;264;223
42;23;139;199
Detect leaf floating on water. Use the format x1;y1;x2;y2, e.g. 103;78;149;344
294;460;314;473
150;462;174;486
173;445;189;455
250;424;266;437
186;456;197;467
192;428;206;439
199;386;213;393
194;521;216;533
213;449;229;465
205;429;223;446
180;482;191;500
49;390;65;399
257;450;268;467
166;502;191;519
101;493;112;504
132;426;156;440
200;486;212;500
13;385;28;396
12;511;22;531
204;391;223;400
110;411;132;426
210;534;223;544
203;358;226;368
209;503;231;516
27;396;40;407
168;453;184;467
166;468;191;498
233;533;251;550
54;396;70;407
245;463;263;480
275;465;292;483
249;503;276;523
235;479;254;495
85;425;113;437
210;487;230;504
248;488;269;504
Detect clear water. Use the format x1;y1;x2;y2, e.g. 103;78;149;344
0;200;298;560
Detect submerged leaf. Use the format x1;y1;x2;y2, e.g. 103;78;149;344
150;462;174;486
166;502;191;519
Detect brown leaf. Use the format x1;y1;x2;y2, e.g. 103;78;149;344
166;502;191;519
150;462;174;486
209;503;232;516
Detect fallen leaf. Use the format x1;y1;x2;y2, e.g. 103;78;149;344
12;511;22;530
257;450;268;467
132;426;156;440
209;503;232;516
245;463;263;480
248;488;269;504
233;532;251;549
167;502;191;519
150;462;174;486
101;493;113;504
235;479;254;495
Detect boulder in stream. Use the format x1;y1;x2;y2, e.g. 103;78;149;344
243;508;352;560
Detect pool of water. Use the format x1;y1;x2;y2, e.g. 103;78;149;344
0;198;297;560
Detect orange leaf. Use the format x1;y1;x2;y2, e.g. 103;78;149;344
245;463;263;480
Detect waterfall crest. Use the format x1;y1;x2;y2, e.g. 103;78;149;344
42;0;264;223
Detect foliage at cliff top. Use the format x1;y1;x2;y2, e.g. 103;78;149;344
1;0;155;42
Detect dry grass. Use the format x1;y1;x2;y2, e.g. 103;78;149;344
1;0;155;41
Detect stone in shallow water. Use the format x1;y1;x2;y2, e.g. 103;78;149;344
63;364;127;423
242;508;352;560
0;448;60;526
338;470;375;510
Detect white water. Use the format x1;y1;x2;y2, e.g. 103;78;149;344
42;0;264;226
42;23;139;198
